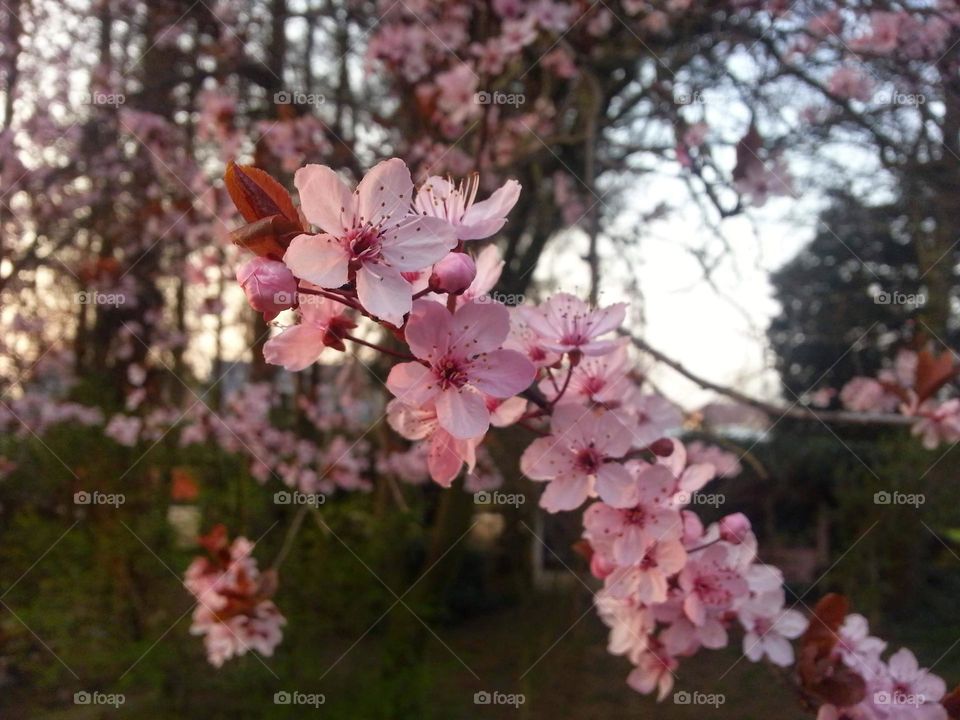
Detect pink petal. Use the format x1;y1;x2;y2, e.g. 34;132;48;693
294;165;355;234
356;262;412;327
283;233;349;288
356;158;414;231
428;432;463;487
489;395;527;427
380;216;456;271
469;349;535;398
263;325;327;371
461;179;521;227
520;436;575;480
457;218;507;242
404;300;453;361
594;462;635;508
386;362;439;407
539;474;592;512
435;388;489;439
586;302;627;337
595;410;633;456
449;300;511;353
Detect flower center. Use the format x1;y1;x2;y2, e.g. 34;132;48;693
574;445;602;474
436;357;469;390
344;226;382;266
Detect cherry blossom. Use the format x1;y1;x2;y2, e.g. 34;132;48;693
263;296;356;371
386;299;535;439
413;174;521;241
284;159;457;326
520;405;634;511
518;293;627;357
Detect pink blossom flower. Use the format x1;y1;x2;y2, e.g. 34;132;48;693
583;464;683;565
911;399;960;449
263;296;356;371
184;527;285;667
284;159;457;326
505;311;562;368
520;405;634;511
518;293;627;356
595;591;653;663
875;648;947;718
629;394;682;447
413;174;521;241
737;590;807;666
540;339;631;404
625;638;678;701
677;544;749;625
840;377;899;413
387;398;479;486
685;441;743;478
386;299;535;439
604;539;688;604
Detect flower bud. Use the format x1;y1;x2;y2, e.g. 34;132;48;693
236;257;298;321
590;552;616;580
429;253;476;295
718;512;751;544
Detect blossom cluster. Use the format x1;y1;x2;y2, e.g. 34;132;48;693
581;444;808;698
184;525;285;668
818;347;960;449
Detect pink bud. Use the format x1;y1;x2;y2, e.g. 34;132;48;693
236;257;298;321
429;253;476;295
719;512;751;544
590;552;616;580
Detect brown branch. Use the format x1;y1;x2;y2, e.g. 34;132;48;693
624;332;914;427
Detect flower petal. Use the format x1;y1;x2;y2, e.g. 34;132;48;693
539;474;592;512
283;233;349;288
356;262;412;327
386;362;438;408
294;165;355;234
469;349;535;398
263;325;327;371
356;158;414;231
435;388;489;439
380;215;457;271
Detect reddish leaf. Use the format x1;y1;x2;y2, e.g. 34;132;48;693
171;467;199;502
229;215;303;260
798;594;867;709
224;162;300;226
915;349;957;402
942;684;960;718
